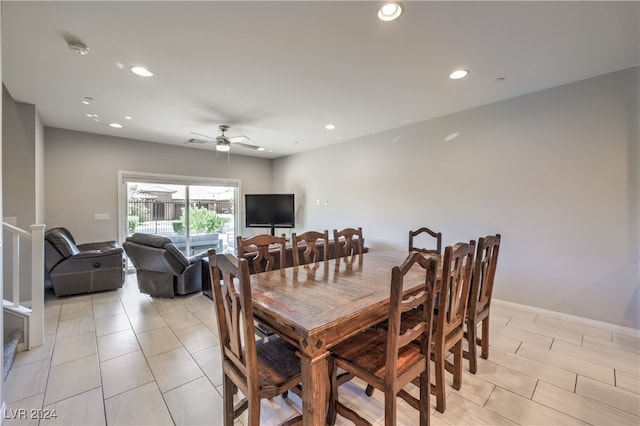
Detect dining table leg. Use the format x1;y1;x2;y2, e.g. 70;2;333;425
299;350;330;425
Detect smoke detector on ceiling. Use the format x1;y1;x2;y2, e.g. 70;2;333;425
67;41;89;55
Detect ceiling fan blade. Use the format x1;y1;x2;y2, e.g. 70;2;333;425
186;138;212;144
190;131;215;139
232;141;262;150
227;135;250;143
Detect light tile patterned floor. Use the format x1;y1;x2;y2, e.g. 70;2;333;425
3;274;639;425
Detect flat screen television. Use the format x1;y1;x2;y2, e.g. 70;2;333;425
245;194;295;235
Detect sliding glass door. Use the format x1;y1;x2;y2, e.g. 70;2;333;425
119;172;239;269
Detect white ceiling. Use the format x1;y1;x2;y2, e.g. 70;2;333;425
2;1;638;159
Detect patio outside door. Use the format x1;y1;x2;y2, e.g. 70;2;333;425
122;177;238;270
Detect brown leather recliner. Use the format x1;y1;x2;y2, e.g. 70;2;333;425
123;233;207;298
44;227;125;296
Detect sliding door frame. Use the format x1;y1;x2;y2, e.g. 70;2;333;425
117;170;241;259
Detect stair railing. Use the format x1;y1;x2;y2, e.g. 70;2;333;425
2;222;45;349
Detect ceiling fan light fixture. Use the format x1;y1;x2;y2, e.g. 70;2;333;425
216;143;231;152
378;2;403;21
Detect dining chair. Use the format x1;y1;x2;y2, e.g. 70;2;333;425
464;234;501;374
236;234;288;337
430;241;475;412
208;250;303;426
409;227;442;255
333;227;364;257
237;233;287;273
291;230;329;266
327;251;437;426
397;240;475;413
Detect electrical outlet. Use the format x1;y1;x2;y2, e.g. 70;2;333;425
94;213;110;221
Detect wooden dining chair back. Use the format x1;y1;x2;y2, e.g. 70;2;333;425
291;230;329;266
328;251;437;426
409;227;442;255
333;227;364;257
237;234;287;273
208;250;302;426
464;234;501;373
431;241;475;412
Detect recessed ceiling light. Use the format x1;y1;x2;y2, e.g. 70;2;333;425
257;147;266;151
130;66;153;77
82;97;93;105
445;132;460;142
378;2;403;21
325;123;336;130
125;116;132;120
86;113;93;118
109;123;123;128
449;69;470;80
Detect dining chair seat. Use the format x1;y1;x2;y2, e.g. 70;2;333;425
255;335;302;393
331;328;426;381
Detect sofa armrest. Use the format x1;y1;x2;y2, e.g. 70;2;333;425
71;247;124;259
77;240;120;251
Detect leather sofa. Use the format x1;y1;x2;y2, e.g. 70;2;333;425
44;227;125;296
123;233;207;298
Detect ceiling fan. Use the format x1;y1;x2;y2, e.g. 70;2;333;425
187;124;263;153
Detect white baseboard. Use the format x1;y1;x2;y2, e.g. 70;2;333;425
493;298;640;338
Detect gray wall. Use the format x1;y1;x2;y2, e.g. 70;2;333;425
44;128;273;244
2;86;37;227
2;86;44;300
273;67;640;329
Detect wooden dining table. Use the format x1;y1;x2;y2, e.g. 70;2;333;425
248;249;433;425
